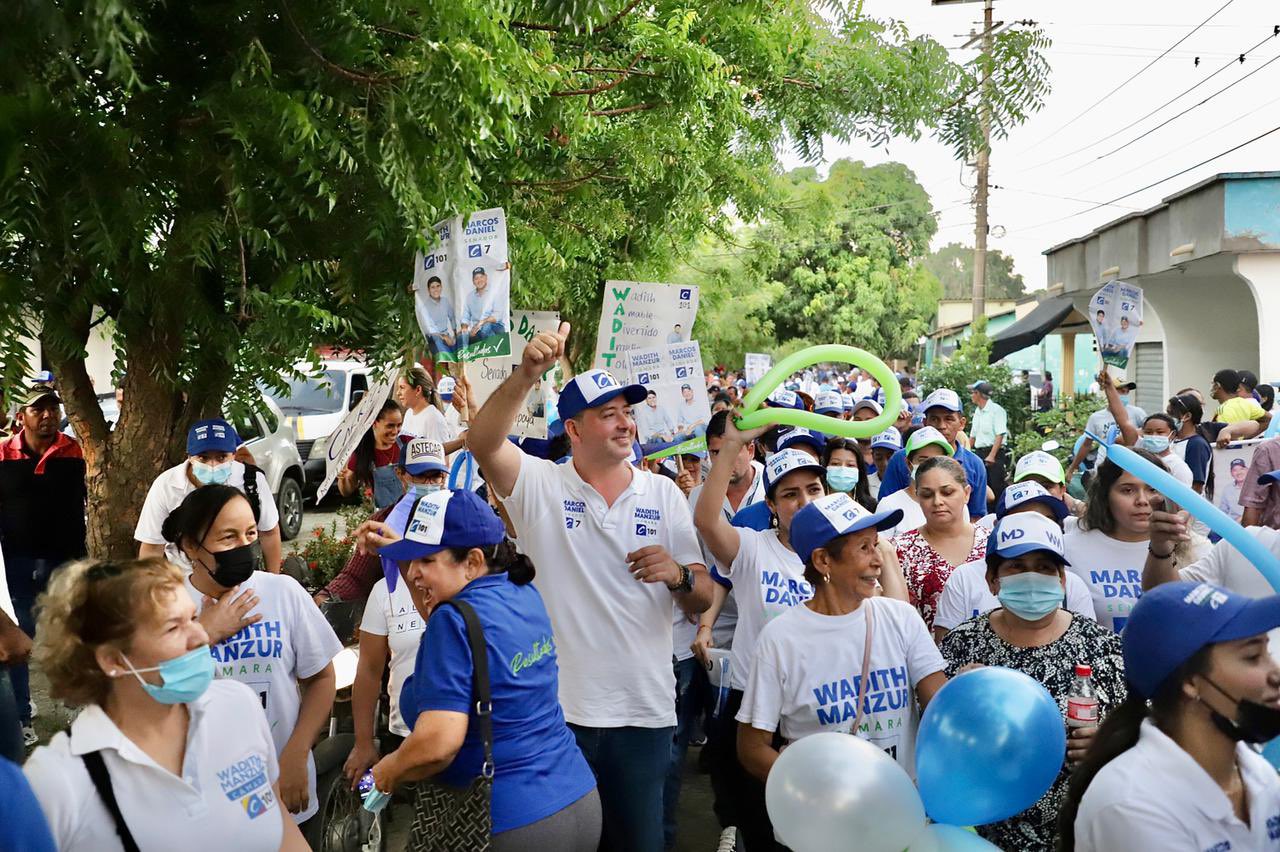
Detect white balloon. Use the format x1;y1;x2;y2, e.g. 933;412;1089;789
765;732;927;852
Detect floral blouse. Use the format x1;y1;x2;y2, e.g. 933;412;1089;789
894;526;987;629
939;612;1128;852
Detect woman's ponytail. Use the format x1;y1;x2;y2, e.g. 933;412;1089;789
491;538;536;585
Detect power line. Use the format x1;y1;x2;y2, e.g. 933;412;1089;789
1064;45;1280;174
1007;121;1280;236
1026;0;1238;145
992;185;1143;210
1030;27;1280;173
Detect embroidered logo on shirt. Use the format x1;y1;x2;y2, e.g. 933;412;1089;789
217;755;275;819
509;635;555;677
564;499;585;530
634;507;661;537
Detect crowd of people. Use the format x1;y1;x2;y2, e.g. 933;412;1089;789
4;329;1280;851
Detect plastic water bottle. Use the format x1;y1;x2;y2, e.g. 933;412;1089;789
1066;664;1099;729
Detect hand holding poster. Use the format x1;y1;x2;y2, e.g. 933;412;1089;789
593;281;699;371
1088;280;1143;371
413;208;512;363
315;375;397;501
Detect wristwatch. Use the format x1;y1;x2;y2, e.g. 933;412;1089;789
667;564;694;594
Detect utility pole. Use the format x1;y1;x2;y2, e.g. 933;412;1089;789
971;0;994;323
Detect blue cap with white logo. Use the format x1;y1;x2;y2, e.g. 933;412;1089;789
775;427;826;457
790;492;904;565
994;481;1069;523
379;489;506;563
870;428;903;451
922;388;963;413
556;369;647;421
763;448;825;497
814;390;844;416
1123;581;1280;699
766;388;804;410
187;418;239;456
984;513;1070;565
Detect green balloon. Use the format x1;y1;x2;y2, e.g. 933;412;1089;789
735;344;902;439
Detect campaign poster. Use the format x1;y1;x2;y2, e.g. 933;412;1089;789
626;340;711;458
1211;441;1260;524
314;375;398;502
593;281;699;372
465;310;560;439
744;353;772;386
1088;280;1143;372
412;208;511;363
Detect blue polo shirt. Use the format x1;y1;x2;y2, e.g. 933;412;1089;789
0;757;55;852
877;444;988;518
399;574;595;834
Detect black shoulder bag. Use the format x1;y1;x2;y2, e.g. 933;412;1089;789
407;598;494;852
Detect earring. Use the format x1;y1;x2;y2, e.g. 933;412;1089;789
823;574;831;583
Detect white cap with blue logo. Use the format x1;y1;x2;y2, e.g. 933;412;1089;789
763;448;825;496
922;388;963;413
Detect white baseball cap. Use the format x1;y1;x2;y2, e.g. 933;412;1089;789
985;512;1070;565
815;390;844;416
763;448;825;496
870;428;903;451
1014;450;1066;485
922;388;963;413
851;398;883;417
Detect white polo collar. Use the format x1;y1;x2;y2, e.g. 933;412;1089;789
561;456;648;500
1135;719;1251;825
68;687;213;765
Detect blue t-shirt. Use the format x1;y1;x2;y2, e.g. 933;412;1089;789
399;574;595;834
0;757;56;852
877;444;988;518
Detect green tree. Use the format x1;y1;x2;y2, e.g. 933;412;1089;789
924;242;1026;301
0;1;1050;556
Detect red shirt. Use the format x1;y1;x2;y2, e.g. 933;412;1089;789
0;431;83;474
346;444;399;472
895;526;988;630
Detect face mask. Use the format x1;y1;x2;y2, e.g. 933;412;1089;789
1139;435;1170;455
191;460;233;485
1201;677;1280;744
997;571;1065;621
201;540;263;587
119;646;214;704
826;466;859;493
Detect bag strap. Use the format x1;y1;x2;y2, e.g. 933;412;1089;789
851;597;876;736
81;750;142;852
241;462;263;522
440;598;494;779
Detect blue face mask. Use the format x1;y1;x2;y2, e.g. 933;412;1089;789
826;466;860;493
191;460;233;485
1139;434;1170;455
997;571;1065;621
120;646;215;704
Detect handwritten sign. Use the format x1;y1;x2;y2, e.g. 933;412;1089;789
593;281;699;371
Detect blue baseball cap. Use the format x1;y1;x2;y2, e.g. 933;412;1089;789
379;487;427;591
995;481;1069;523
984;512;1070;564
437;376;456;401
187;419;240;455
814;390;844;416
1259;470;1280;486
1123;581;1280;699
922;388;963;413
775;426;826;457
556;369;646;421
397;435;448;475
870;428;903;452
763;448;825;497
790;492;903;565
379;489;506;563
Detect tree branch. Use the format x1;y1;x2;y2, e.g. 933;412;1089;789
590;102;658;117
553;50;645;96
280;0;403;85
506;161;614;188
597;0;643;32
512;0;643;35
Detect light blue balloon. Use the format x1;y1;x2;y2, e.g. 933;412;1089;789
915;667;1066;826
1096;436;1280;594
909;824;1001;851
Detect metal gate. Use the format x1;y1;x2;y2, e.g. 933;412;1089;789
1133;341;1165;416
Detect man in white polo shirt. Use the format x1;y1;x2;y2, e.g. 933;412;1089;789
469;321;712;852
135;419;282;573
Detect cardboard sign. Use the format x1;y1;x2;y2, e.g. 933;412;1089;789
314;376;397;502
744;353;772;386
464;310;561;439
1089;281;1143;372
412;208;511;363
593;281;699;371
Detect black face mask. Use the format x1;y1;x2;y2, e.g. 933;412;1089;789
1202;676;1280;745
201;540;263;587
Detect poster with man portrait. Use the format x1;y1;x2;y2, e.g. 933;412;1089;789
1088;280;1143;372
624;340;711;457
1210;441;1261;524
593;281;700;372
412;208;511;363
465;309;560;439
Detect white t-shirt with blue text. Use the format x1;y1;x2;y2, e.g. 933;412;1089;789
738;596;945;777
723;528;812;691
360;577;425;736
1063;528;1147;632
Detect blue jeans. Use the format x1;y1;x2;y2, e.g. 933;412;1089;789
9;596;36;727
0;669;22;762
458;321;506;350
570;724;673;852
663;658;706;849
428;333;456;357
